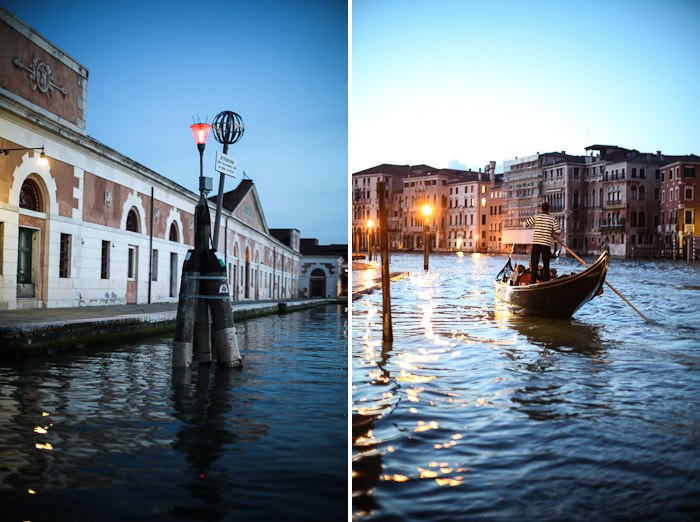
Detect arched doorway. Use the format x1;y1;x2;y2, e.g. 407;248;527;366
232;243;239;301
254;251;260;300
310;268;327;298
245;247;251;299
125;207;140;304
17;177;46;299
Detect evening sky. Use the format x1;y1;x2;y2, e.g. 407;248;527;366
2;0;348;244
352;0;700;173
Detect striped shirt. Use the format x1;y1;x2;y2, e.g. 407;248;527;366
523;213;561;246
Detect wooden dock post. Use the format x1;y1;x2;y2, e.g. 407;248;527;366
377;181;393;342
173;250;200;368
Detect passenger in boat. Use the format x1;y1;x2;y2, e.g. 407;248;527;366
508;264;525;285
523;202;561;284
518;268;532;285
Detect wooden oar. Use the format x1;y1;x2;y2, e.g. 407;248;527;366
561;243;651;323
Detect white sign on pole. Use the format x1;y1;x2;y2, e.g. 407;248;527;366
215;151;237;177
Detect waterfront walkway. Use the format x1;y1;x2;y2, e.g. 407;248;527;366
0;298;343;354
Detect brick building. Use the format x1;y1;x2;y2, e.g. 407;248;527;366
1;8;300;309
351;162;504;254
659;156;700;257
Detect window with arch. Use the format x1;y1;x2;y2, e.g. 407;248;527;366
126;208;139;233
19;178;43;212
639;186;645;201
639;212;646;227
169;222;179;242
630;211;637;227
573;190;579;209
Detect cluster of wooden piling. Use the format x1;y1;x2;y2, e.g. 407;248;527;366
173;197;241;368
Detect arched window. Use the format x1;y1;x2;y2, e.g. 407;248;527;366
126;208;139;232
631;186;637;200
19;178;42;212
169;222;179;242
630;211;637;227
639;212;646;227
639;186;645;201
573;190;579;210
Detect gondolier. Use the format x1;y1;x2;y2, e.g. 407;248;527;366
523;202;560;284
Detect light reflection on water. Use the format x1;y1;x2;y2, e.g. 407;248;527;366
0;304;347;521
353;253;700;521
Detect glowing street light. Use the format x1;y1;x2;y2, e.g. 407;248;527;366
1;145;48;166
367;219;374;262
422;204;432;270
190;122;212;199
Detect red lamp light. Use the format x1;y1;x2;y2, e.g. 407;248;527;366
190;123;211;145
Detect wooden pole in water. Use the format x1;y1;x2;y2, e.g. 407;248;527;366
377;181;393;342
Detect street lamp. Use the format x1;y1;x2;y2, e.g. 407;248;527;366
1;146;48;166
190;123;212;198
367;219;374;262
211;110;245;250
422;204;433;270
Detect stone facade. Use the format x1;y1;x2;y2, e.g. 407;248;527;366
297;239;347;299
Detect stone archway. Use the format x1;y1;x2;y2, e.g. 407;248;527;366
310;268;327;298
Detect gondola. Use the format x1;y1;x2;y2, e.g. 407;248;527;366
495;249;609;318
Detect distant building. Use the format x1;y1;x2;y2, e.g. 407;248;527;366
297;239;347;298
0;7;299;309
352;163;504;254
659;156;700;257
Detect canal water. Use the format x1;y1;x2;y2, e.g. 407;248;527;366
353;253;700;521
0;304;347;521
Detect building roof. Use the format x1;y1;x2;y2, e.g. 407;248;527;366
352;163;438;177
300;238;348;261
210;179;254;212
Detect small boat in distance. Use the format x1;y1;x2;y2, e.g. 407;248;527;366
495;249;609;318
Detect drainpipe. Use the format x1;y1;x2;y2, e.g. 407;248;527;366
148;186;154;303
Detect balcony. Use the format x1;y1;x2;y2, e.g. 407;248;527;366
599;223;625;232
604;199;625;209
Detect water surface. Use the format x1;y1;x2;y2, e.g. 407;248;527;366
353;253;700;521
1;304;347;521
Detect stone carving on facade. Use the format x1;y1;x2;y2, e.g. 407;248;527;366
154;206;160;221
12;56;67;97
104;188;112;207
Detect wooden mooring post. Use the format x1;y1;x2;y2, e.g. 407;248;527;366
377;181;393;342
173;196;241;368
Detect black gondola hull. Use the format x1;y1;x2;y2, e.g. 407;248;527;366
494;250;609;318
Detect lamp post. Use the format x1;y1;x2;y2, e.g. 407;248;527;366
211;110;244;251
174;121;241;369
1;146;48;166
190;123;212;203
367;219;374;262
422;204;432;271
